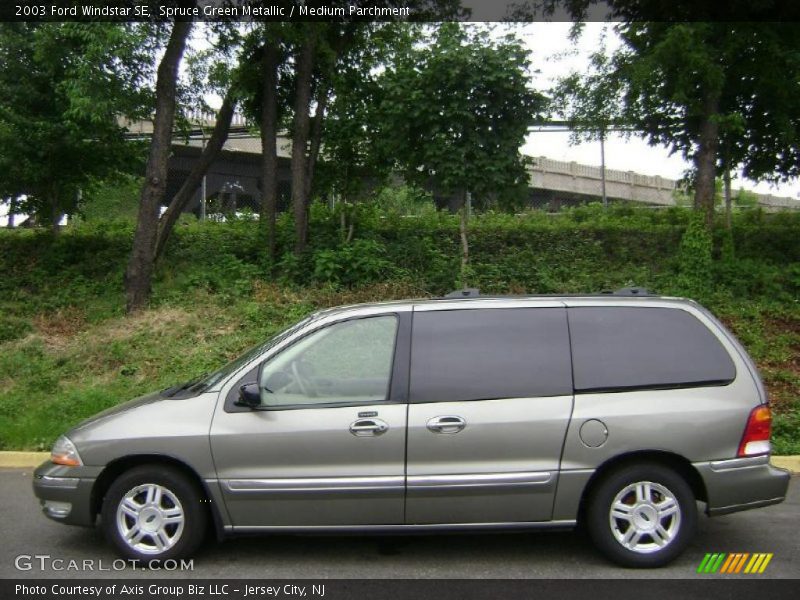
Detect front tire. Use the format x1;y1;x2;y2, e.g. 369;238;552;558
101;465;207;562
586;463;697;568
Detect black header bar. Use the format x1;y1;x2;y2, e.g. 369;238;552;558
3;579;800;600
3;1;800;23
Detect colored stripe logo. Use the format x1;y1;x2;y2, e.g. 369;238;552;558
697;553;773;574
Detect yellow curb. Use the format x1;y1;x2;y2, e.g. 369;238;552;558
0;451;49;468
771;456;800;474
0;451;798;472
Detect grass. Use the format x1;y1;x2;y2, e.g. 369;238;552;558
0;282;422;450
0;281;797;453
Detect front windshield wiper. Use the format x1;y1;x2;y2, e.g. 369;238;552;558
162;372;209;397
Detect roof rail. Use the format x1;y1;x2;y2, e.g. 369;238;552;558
444;288;481;299
601;286;654;296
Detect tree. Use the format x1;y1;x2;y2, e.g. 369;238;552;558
126;17;249;311
377;24;546;284
259;30;284;263
542;2;800;228
0;23;154;230
317;24;419;207
238;3;465;258
125;18;194;313
152;21;248;260
154;90;238;260
289;25;319;255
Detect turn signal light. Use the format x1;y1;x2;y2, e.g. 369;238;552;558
50;435;83;467
737;405;772;457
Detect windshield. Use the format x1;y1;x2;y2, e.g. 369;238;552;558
186;315;316;393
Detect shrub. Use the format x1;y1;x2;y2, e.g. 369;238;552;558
312;239;399;287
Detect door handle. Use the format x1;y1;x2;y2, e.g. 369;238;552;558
349;418;389;437
426;416;467;434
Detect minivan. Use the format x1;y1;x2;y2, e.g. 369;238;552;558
33;289;790;567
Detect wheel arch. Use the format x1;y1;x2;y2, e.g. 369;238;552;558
576;450;708;525
91;454;224;540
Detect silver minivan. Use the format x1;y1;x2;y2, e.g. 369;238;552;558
33;290;790;567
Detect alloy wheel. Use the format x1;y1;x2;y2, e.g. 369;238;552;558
115;483;185;555
608;480;681;554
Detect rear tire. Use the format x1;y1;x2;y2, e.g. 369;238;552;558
586;463;697;568
101;465;207;562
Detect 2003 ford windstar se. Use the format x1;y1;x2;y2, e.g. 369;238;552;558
33;289;790;567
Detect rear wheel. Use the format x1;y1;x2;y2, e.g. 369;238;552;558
101;465;207;562
586;463;697;567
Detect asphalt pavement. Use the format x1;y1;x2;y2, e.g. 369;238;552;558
1;468;797;579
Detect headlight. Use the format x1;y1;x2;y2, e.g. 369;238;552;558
51;435;83;467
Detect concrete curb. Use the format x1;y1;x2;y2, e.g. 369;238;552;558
772;456;800;474
0;452;49;468
0;451;798;473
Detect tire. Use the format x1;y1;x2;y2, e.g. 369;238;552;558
101;465;207;562
586;463;697;568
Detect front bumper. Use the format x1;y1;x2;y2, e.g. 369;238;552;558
32;461;102;527
694;455;791;516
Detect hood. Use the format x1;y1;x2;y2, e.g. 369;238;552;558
68;389;167;435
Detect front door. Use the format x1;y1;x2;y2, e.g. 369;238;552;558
405;305;574;524
210;313;408;528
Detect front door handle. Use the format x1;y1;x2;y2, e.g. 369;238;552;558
427;415;467;434
349;418;389;437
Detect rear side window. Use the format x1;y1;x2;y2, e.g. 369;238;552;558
410;308;572;402
569;307;736;393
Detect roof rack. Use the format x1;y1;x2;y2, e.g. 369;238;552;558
444;288;481;299
601;286;654;296
438;286;655;300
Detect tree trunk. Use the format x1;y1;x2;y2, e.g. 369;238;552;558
459;190;470;289
154;90;236;260
304;24;353;211
260;40;280;263
49;185;61;234
305;83;329;203
723;167;732;230
693;91;721;230
124;19;193;314
7;197;16;228
291;32;316;255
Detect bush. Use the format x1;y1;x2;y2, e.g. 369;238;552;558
1;204;798;309
312;239;400;287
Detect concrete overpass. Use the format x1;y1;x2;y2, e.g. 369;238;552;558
126;113;800;213
527;156;799;211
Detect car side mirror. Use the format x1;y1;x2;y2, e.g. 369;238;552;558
235;382;261;409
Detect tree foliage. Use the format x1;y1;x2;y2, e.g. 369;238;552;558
547;2;800;227
234;3;465;256
316;23;420;203
376;24;547;208
0;23;157;228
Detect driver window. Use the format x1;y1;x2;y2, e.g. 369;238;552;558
258;315;398;407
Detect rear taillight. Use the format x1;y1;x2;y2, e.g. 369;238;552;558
737;405;772;457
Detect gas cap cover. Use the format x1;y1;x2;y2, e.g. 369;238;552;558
579;419;609;448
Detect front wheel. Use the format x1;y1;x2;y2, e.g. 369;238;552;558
586;463;697;568
101;466;207;562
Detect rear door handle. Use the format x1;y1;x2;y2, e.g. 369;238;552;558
349;418;389;437
426;416;467;434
